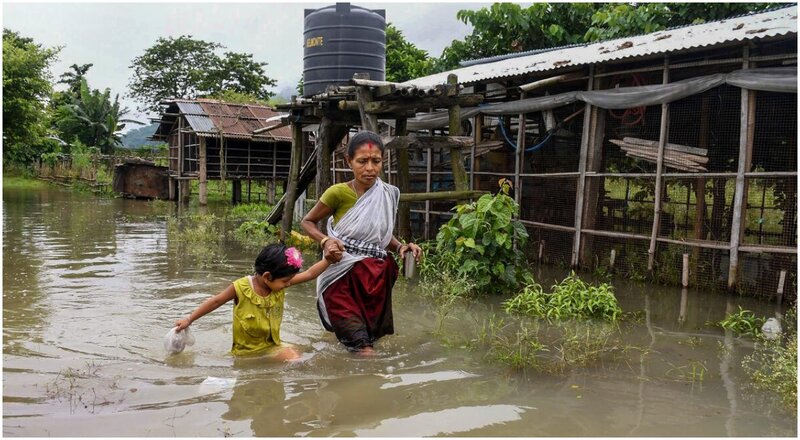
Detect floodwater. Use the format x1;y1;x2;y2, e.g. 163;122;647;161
3;184;796;437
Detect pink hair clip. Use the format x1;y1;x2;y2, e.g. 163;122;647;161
285;247;303;269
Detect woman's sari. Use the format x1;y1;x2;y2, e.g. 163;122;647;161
316;178;400;349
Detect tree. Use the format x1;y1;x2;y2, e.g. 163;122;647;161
128;35;276;114
436;3;778;71
59;63;93;96
385;24;436;83
2;28;61;165
55;78;141;154
203;52;276;100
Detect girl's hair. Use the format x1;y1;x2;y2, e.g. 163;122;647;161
254;243;301;279
346;130;385;158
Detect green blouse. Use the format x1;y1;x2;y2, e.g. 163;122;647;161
319;182;358;224
231;276;285;356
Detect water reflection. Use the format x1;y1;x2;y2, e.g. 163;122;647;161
2;184;796;437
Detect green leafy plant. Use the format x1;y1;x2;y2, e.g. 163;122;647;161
504;272;622;322
433;178;531;295
742;333;797;411
718;306;765;338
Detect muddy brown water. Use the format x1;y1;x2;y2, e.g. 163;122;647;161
3;185;796;437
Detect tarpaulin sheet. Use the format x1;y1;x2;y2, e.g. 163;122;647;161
389;67;796;131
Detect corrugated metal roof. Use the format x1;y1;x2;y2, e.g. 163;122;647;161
161;99;292;141
176;101;217;134
401;6;797;89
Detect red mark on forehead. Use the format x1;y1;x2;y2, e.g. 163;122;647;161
367;142;374;149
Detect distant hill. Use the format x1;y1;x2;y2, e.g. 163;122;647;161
121;123;160;148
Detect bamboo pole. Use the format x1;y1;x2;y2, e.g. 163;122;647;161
448;74;469;192
425;147;432;240
396;118;411;239
471;114;482;190
199;137;207;205
269;142;277;204
571;66;595;267
400;190;488;202
648;57;671;271
693;95;710;283
728;47;756;291
281;121;303;239
514;91;526;207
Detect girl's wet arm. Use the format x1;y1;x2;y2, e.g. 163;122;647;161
175;284;236;330
287;258;331;286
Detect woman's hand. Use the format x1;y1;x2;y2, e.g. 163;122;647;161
399;242;422;263
174;317;191;332
323;238;345;263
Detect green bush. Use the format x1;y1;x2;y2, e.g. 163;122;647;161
718;306;765;338
433;179;531;295
743;334;797;411
504;272;622;322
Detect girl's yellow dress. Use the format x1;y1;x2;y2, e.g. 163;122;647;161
231;276;285;356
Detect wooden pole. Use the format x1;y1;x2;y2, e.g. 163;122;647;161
693;95;710;283
316;117;334;201
648;57;671;271
514;92;526;207
471;114;482;190
425;147;432;240
578;76;606;267
269;142;277;204
682;253;690;287
447;74;469;192
396;118;411;239
572;66;595;267
282;121;304;239
777;270;787;306
199;137;207;205
728;47;755;291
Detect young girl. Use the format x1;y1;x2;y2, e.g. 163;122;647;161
173;243;329;360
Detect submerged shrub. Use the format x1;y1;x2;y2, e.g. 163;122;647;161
232;220;279;249
718;306;765;339
503;272;622;322
433;179;531;295
743;334;797;411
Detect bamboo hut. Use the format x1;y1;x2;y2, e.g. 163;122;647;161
151;98;293;205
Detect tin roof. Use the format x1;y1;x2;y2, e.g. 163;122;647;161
401;6;797;89
155;98;292;142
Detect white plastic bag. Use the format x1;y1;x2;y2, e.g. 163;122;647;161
164;327;196;355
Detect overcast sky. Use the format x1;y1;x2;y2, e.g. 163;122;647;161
3;1;493;124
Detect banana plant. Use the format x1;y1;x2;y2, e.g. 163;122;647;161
55;78;142;154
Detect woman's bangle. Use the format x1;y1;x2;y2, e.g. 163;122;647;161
395;242;406;253
320;236;330;247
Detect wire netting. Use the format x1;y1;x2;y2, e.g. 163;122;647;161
743;176;797;247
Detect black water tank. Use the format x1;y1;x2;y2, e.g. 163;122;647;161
303;3;386;97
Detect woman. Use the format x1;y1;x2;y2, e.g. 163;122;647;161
301;130;421;355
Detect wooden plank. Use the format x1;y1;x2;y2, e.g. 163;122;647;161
612;140;709;164
514;92;526;207
622;136;708;156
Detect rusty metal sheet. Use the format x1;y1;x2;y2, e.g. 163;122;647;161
402;6;797;89
112;162;170;199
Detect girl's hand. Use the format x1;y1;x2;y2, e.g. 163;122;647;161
399;242;422;263
323;238;345;263
175;318;191;332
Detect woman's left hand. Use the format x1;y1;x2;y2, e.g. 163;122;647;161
399;242;422;263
